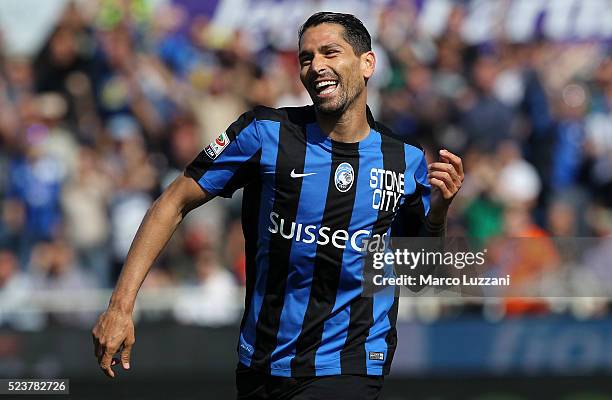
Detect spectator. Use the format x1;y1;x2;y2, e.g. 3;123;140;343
29;239;97;327
61;146;112;287
0;0;610;326
173;247;240;327
459;54;515;152
0;249;44;330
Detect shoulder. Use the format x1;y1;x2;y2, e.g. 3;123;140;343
373;119;424;154
374;121;424;152
225;106;303;137
251;105;316;126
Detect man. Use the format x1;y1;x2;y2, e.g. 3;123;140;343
92;12;463;399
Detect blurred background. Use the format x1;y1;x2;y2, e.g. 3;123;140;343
0;0;611;398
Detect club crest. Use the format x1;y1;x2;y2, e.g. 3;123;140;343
334;162;354;192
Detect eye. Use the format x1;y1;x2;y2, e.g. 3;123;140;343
325;49;339;57
299;56;312;67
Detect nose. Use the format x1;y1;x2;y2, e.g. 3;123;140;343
310;54;327;75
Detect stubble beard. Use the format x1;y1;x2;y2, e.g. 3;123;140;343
314;79;363;117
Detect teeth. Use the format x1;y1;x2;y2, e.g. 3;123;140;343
320;85;336;95
315;80;337;89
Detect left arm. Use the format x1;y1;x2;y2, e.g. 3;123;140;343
390;149;464;292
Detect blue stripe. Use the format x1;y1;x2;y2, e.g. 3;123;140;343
314;131;383;375
269;123;332;376
238;120;280;367
198;119;260;195
405;145;431;216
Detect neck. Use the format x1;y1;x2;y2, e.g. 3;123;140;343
315;94;370;143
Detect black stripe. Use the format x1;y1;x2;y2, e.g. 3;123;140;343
290;143;360;376
340;134;406;374
218;150;261;198
238;170;263;335
382;287;400;374
224;110;257;141
249;121;307;372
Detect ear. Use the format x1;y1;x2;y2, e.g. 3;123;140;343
361;51;376;80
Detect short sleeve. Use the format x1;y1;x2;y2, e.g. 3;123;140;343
185;110;262;198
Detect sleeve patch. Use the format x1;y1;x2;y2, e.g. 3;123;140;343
205;131;230;159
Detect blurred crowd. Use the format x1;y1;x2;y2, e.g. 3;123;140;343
0;0;611;328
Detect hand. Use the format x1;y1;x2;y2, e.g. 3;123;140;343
427;149;464;224
92;308;135;378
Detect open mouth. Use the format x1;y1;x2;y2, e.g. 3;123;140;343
314;80;338;96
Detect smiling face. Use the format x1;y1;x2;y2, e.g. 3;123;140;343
298;23;375;115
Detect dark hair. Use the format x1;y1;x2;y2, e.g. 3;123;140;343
298;12;372;55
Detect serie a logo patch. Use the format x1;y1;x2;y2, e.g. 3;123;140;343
204;131;230;159
368;351;384;361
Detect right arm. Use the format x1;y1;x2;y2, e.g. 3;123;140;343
92;174;211;378
93;109;261;378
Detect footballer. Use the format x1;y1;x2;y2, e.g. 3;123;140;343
92;12;463;399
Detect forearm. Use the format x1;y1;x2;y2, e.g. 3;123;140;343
108;195;184;314
421;211;446;237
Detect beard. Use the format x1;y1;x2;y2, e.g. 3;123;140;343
311;77;364;116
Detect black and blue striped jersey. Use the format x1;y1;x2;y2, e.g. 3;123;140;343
185;105;436;377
